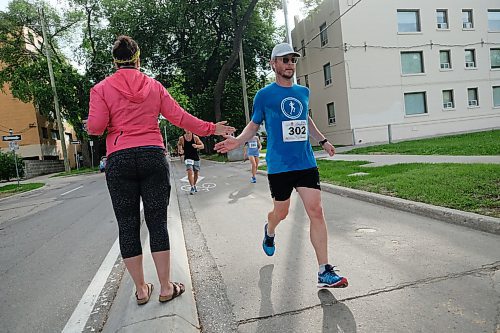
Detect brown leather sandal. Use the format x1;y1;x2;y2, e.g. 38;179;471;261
136;283;153;305
159;282;185;303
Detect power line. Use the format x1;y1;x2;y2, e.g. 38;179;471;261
300;0;364;51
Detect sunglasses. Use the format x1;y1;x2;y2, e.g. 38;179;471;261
277;57;298;64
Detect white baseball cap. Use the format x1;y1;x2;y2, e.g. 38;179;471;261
271;43;301;59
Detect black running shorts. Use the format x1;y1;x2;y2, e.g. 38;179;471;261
267;167;321;201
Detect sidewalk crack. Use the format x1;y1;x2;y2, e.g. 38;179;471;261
115;313;200;332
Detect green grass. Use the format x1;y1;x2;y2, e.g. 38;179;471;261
0;183;45;197
52;167;100;177
259;161;500;217
202;154;228;163
345;130;500;156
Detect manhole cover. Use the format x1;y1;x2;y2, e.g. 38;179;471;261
356;228;377;233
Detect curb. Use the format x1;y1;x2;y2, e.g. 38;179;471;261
257;170;500;235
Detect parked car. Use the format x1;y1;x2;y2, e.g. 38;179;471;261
99;157;107;172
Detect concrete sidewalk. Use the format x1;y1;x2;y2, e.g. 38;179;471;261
314;151;500;167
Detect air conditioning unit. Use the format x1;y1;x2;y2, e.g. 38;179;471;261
325;78;332;86
437;23;448;29
468;100;478;106
465;61;476;68
440;62;450;69
463;22;473;29
443;102;453;108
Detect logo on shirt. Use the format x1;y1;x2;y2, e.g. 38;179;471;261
281;97;303;119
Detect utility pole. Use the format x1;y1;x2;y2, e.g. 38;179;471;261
40;7;70;172
239;40;250;124
282;0;296;83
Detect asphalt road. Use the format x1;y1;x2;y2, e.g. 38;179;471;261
172;159;500;333
0;173;117;333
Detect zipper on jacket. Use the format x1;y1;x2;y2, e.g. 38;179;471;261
114;131;123;145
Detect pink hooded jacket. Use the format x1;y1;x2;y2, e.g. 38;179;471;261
88;69;215;155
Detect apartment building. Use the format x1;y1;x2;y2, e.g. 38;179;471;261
0;27;80;167
292;0;500;145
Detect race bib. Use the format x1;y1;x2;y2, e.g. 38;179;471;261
185;159;194;166
282;120;307;142
248;142;258;149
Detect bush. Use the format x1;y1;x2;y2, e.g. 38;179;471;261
0;151;24;181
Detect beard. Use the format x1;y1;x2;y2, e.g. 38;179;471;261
278;68;294;79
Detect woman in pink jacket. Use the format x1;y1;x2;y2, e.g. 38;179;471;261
87;35;235;305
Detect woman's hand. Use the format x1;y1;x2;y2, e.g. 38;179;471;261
214;121;236;136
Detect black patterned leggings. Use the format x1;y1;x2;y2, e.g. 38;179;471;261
105;147;171;259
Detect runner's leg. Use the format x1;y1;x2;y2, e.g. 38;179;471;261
296;187;328;265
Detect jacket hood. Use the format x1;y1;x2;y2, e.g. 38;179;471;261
107;69;152;103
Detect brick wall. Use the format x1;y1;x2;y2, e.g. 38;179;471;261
24;160;64;179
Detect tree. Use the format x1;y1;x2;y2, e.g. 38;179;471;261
0;0;89;141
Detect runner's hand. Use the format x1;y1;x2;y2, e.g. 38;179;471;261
214;121;236;136
214;135;240;153
323;141;335;157
83;119;88;132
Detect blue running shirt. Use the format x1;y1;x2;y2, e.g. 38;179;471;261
251;83;316;174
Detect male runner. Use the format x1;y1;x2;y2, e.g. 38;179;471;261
244;134;262;183
177;130;204;195
215;43;348;288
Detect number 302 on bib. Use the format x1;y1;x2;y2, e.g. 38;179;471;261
282;120;307;142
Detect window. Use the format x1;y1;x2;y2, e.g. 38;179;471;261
462;9;474;29
397;10;421;32
436;9;448;29
401;51;424;74
493;86;500;107
442;90;454;109
305;74;309;88
491;49;500;69
51;129;60;140
320;22;328;46
488;10;500;31
467;88;479;107
327;102;336;125
404;92;427;115
323;63;332;86
301;39;306;57
440;50;452;69
465;49;476;68
41;127;48;139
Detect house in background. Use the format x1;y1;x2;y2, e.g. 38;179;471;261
292;0;500;145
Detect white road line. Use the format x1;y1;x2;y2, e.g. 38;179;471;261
61;186;83;196
62;201;144;333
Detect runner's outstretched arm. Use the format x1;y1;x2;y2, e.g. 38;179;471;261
215;121;260;153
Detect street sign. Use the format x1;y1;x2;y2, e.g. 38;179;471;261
9;141;19;151
70;140;81;144
2;135;21;141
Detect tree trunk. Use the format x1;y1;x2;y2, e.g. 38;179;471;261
213;0;259;122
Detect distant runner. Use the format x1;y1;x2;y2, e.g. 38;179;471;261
244;134;262;183
177;130;203;195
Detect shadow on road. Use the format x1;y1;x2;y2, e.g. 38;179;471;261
228;184;254;204
318;289;357;333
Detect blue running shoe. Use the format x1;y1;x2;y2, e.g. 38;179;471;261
262;223;275;256
317;264;348;288
250;176;256;183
